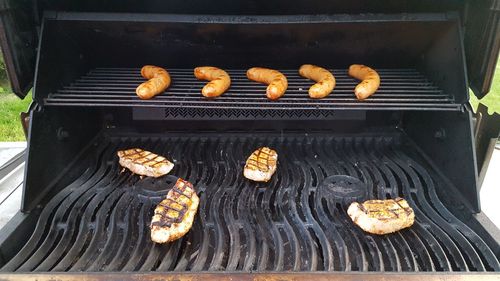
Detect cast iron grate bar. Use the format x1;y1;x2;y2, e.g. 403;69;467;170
2;133;498;272
44;68;460;113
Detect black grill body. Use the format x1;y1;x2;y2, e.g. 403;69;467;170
2;132;500;273
0;9;498;280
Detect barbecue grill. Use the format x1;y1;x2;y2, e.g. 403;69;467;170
0;0;499;280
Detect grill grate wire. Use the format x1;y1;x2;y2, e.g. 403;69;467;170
44;68;461;114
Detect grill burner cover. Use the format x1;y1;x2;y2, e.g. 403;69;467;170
320;175;368;205
133;175;177;196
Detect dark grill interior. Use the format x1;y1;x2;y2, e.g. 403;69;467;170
43;68;459;114
3;132;498;272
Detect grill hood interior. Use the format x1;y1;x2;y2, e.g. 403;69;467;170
0;0;499;99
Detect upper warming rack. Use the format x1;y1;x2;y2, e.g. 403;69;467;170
44;68;460;113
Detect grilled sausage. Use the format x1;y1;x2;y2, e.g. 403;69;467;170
194;66;231;97
136;65;171;99
348;64;380;100
150;178;199;243
246;67;288;100
347;197;414;235
299;64;336;99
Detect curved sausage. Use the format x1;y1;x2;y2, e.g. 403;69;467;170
348;64;380;100
194;66;231;98
299;64;336;99
246;67;288;100
136;65;171;99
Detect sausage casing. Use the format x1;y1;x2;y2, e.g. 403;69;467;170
136;65;171;99
246;67;288;100
299;64;336;99
194;66;231;97
348;64;380;100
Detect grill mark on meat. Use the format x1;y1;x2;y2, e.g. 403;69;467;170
122;149;165;166
142;156;165;166
135;154;163;166
358;202;367;213
243;147;278;182
119;149;143;162
151;179;195;228
117;148;174;177
159;199;186;212
347;198;415;235
394;197;413;216
172;185;194;198
150;178;200;243
390;209;400;218
246;147;274;172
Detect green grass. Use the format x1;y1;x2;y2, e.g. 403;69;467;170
469;58;500;114
0;91;32;141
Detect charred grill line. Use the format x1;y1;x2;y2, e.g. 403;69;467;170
151;179;196;230
121;149;166;168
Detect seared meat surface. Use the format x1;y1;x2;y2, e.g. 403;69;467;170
243;147;278;182
117;148;174;178
150;178;199;243
347;197;414;235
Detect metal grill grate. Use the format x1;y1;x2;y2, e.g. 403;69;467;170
2;133;498;272
44;68;461;115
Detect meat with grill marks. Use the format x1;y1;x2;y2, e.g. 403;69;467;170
243;147;278;182
150;178;199;243
117;148;174;178
347;197;415;235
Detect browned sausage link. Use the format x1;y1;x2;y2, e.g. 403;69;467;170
194;66;231;98
135;65;171;99
348;64;380;100
299;64;336;99
246;67;288;100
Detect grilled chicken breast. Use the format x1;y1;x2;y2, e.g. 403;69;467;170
243;147;278;182
150;178;199;243
117;148;174;178
347;197;415;235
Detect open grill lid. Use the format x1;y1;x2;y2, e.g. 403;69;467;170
463;0;500;99
0;0;37;98
0;0;498;99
